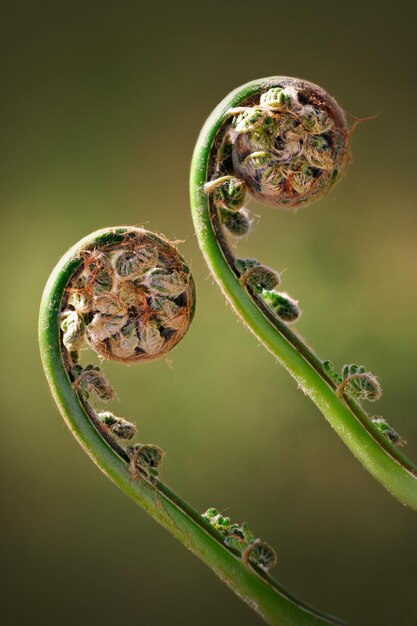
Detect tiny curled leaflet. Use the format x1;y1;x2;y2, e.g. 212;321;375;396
202;508;277;572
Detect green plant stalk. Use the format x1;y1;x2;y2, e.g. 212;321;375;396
190;78;417;510
39;227;346;626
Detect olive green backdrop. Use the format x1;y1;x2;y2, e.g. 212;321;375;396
1;1;416;625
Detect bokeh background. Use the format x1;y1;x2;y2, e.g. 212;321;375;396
1;2;416;625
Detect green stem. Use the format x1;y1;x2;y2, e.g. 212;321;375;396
190;77;417;510
39;227;346;626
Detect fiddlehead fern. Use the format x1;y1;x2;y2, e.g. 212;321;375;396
190;76;417;509
39;225;347;626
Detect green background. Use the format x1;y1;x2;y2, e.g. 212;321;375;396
1;1;416;625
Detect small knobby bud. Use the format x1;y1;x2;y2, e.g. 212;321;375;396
82;251;114;295
202;508;219;521
69;350;79;365
67;291;92;314
109;322;140;360
232;107;269;133
137;321;165;355
213;515;232;535
235;258;261;274
261;164;285;193
262;291;301;323
201;509;276;570
220;207;252;238
245;540;277;571
372;417;406;447
322;360;343;384
60;310;85;352
112;246;158;281
289;163;316;195
260;86;296;111
71;363;83;378
87;312;129;343
299;105;333;134
242;264;281;293
98;411;136;440
304;135;334;170
93;293;125;316
243;150;274;171
202;508;234;536
144;268;189;298
224;522;255;552
206;175;247;211
150;297;187;332
338;364;382;402
127;443;165;480
86;260;114;295
72;365;115;402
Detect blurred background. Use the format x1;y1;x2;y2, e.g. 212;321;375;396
1;1;416;625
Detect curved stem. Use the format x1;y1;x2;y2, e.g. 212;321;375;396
39;226;345;626
190;77;417;510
